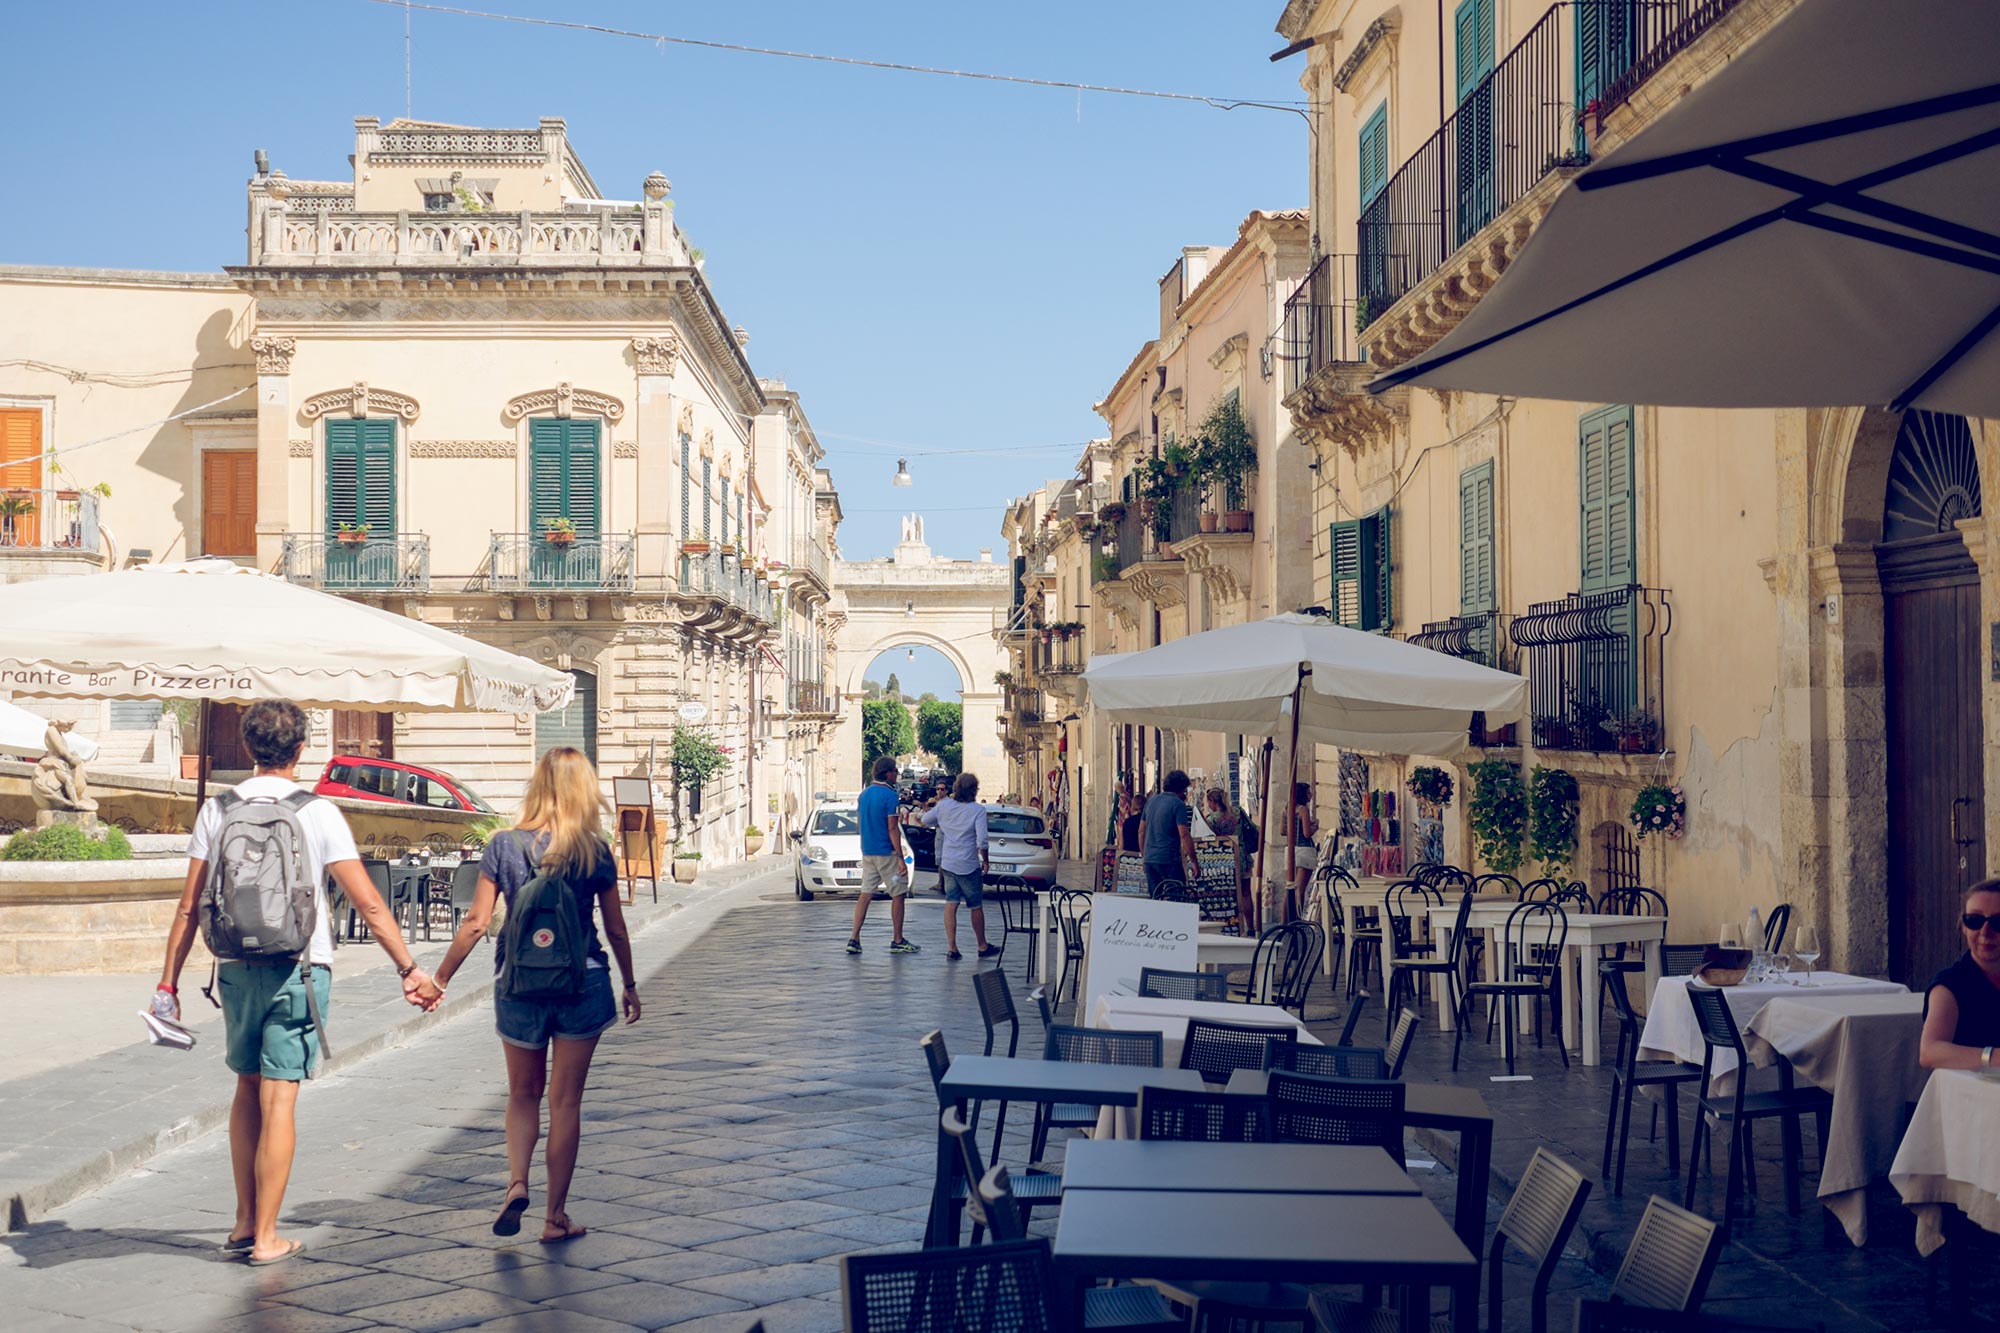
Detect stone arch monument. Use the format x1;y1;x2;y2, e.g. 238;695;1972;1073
830;516;1010;794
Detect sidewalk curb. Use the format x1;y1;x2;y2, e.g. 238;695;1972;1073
1;858;785;1232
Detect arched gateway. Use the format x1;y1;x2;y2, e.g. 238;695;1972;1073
829;517;1009;795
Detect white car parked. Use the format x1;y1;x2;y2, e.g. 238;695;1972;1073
791;799;1056;900
792;802;864;900
978;804;1059;893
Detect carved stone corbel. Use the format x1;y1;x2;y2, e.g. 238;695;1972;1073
251;337;297;376
631;332;681;376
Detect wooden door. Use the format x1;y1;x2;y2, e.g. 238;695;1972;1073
201;451;257;557
1882;533;1987;986
204;703;257;773
332;709;394;760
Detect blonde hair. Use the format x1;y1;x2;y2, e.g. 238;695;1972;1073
515;747;608;878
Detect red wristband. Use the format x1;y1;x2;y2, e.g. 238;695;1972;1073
156;983;177;994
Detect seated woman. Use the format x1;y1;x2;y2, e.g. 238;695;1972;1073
1919;877;2000;1070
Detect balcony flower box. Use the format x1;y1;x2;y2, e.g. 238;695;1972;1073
1198;511;1220;534
1223;509;1252;533
717;542;739;557
1099;502;1127;522
682;538;712;555
541;519;578;548
335;524;371;546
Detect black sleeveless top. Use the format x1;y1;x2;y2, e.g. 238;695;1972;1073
1926;951;2000;1048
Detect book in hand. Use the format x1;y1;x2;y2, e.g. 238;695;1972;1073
139;1009;197;1051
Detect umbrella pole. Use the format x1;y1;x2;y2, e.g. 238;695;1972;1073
193;698;211;812
1250;737;1274;935
1281;669;1305;923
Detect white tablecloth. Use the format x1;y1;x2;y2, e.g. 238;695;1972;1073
1892;1069;2000;1255
1086;994;1319;1139
1742;991;1927;1244
1637;972;1907;1083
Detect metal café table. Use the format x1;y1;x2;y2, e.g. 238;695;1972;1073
1054;1188;1478;1333
928;1056;1207;1245
1225;1068;1495;1259
1062;1139;1420;1196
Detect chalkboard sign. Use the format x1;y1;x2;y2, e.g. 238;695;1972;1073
1192;835;1243;934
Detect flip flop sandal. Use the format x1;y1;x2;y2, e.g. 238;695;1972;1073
248;1239;307;1267
539;1219;588;1244
492;1188;532;1237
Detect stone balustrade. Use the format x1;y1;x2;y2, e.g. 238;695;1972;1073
250;200;688;268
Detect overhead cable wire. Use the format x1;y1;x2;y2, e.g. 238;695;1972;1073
351;0;1307;112
23;386;254;468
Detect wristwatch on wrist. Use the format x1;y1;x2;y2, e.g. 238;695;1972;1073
397;961;418;979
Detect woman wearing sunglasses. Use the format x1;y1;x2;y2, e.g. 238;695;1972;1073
1919;877;2000;1070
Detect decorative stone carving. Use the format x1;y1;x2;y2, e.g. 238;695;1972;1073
410;439;515;459
613;440;639;459
677;403;695;434
1334;14;1401;93
300;382;420;423
631;333;681;376
572;597;590;621
1177;531;1254;604
533;595;552;621
1285;365;1409;459
1122;562;1186;609
251;337;297;375
288;439;313;458
642;171;672;201
30;721;96;815
504;383;625;423
1207;333;1249;371
699;429;714;458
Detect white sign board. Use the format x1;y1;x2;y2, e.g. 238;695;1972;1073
678;701;708;723
1083;896;1200;1019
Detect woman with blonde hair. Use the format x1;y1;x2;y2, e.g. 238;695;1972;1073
420;747;639;1243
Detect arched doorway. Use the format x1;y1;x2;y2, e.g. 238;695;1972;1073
536;668;598;767
1879;411;1985;984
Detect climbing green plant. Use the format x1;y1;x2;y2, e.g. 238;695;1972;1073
670;727;730;792
1468;759;1528;876
1528;765;1580;875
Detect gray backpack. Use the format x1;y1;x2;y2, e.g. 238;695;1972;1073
198;789;331;1057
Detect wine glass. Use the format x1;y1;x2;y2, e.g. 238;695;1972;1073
1794;924;1821;983
1719;923;1743;951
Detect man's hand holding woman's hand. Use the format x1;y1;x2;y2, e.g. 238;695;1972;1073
403;967;445;1012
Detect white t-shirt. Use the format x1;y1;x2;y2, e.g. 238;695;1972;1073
187;775;359;966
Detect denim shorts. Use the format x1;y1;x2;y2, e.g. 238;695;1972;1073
494;966;617;1050
940;868;984;908
219;961;332;1081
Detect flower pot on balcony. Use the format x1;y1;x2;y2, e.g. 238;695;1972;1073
1223;509;1252;533
717;542;739;557
544;532;577;548
1198;511;1219;534
682;540;711;555
335;530;369;546
180;755;203;780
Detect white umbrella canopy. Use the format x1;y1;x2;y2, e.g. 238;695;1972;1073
0;559;574;714
1079;612;1526;759
1370;0;2000;416
0;695;97;761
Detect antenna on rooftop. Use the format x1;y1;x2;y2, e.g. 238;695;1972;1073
403;0;413;118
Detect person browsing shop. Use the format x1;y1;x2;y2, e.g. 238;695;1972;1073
1138;769;1197;896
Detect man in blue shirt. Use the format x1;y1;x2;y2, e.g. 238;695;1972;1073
851;756;919;955
1138;769;1197;897
922;771;999;961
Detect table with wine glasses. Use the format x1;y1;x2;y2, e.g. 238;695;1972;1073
1637;971;1911;1086
1743;990;1928;1244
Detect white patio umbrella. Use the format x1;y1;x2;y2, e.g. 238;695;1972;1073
1081;612;1526;883
0;558;574;803
0;695;97;762
1368;0;2000;417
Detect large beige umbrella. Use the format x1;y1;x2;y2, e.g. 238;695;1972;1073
0;558;574;802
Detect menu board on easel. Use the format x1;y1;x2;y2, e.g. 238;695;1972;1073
1191;836;1242;933
610;776;658;904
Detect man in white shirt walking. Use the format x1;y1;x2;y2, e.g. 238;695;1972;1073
923;772;999;961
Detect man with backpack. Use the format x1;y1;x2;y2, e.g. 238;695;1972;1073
154;700;432;1266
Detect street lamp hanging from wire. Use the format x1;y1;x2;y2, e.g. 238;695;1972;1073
892;458;913;487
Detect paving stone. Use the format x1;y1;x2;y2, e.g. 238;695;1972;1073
701;1199;859;1231
343;1287;542;1332
450;1310;646;1333
267;1272;457;1315
539;1281;752;1330
206;1307;380;1333
678;1261;839;1303
601;1250;759;1285
699;1228;872;1265
456;1262;629;1301
368;1245;550;1282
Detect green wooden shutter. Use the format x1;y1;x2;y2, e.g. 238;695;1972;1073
1365;507;1392;631
528;418;601;535
1454;0;1497;242
534;669;597;765
1576;1;1636;128
566;420;600;537
679;433;691;534
701;457;712;537
1459;462;1495;613
325;418;395;532
1358;104;1389;203
1330;520;1362;627
1579;405;1636;590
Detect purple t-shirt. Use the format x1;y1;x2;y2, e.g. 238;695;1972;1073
481;829;614;973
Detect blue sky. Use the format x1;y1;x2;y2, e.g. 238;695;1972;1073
1;1;1304;584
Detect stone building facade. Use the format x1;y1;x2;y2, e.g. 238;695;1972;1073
0;117;844;865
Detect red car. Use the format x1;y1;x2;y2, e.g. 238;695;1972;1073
314;755;497;814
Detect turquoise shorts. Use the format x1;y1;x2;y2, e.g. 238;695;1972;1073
218;961;331;1081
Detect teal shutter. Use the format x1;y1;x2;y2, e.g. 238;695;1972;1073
1358;103;1389;203
701;457;712;537
721;479;732;543
1459;462;1495;613
528;418;602;535
1331;508;1393;631
1575;1;1636;136
534;669;597;765
325;418;395;532
1331;520;1362;627
679;433;692;533
1579;406;1635;590
1454;0;1496;242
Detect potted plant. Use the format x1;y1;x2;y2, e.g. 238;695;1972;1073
1099;501;1127;523
1531;714;1569;751
1468;758;1528;875
1601;710;1658;754
717;540;739;557
1528;765;1580;875
672;848;702;883
681;534;711;555
993;670;1013;688
335;521;371;546
744;824;766;857
541;517;577;547
1092;550;1119;584
1409;765;1454;812
1192;396;1257;533
1630;783;1686;840
1198;509;1220;534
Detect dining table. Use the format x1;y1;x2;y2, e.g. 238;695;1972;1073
1053;1185;1477;1333
1892;1068;2000;1256
1324;876;1397;981
1637;971;1910;1084
1741;990;1928;1244
1224;1067;1496;1260
1429;902;1665;1066
1062;1139;1420;1195
1085;994;1319;1140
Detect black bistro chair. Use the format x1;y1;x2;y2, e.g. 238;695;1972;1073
1267;1070;1406;1167
1028;1025;1162;1164
1762;903;1793;954
1597;886;1670;1018
1051;889;1091;1008
444;860;482;935
1602;971;1701;1196
1229;919;1323;1017
1179;1017;1297;1086
919;1037;1062;1246
1313;861;1350;992
842;1231;1063;1333
1661;943;1713;978
1138;966;1230;1002
972;1166;1183;1332
988;885;1042;983
1136;1084;1270;1143
1386;888;1472;1040
1266;1040;1387;1081
1456;899;1569;1075
1682;986;1830;1238
1333;989;1372;1047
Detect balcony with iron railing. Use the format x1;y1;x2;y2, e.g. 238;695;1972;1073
786;678;835;716
1509;584;1671;754
679;550;775;623
0;488;100;556
1281;253;1362;397
487;533;636;593
1410;610;1516;746
1033;632;1085;677
790;537;832;590
1354;2;1742;368
279;533;432;592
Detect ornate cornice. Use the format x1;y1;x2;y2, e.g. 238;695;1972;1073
410;439;515;459
1122;559;1187;609
503;383;625;423
631;332;681;376
300;382;420;423
1176;531;1254;604
251;336;296;375
1208;333;1249;371
1285;364;1409;458
1334;14;1401;94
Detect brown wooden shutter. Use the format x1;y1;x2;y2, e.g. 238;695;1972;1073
0;409;43;546
202;450;258;556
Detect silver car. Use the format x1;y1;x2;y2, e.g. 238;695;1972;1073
978;804;1058;892
792;802;864;901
